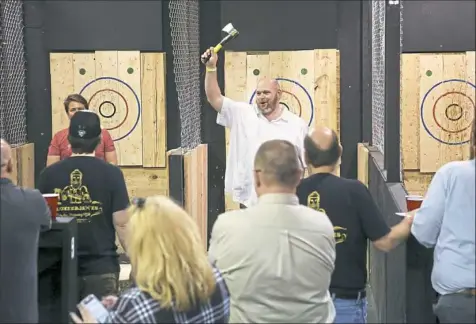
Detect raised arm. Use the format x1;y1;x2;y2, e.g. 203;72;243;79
201;47;224;112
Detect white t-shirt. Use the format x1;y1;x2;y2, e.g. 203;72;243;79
217;96;308;207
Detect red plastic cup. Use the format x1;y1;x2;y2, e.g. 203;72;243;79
405;195;424;211
43;193;59;221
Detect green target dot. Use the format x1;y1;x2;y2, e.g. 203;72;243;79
426;70;432;77
301;68;308;75
127;67;134;74
253;69;260;76
79;68;86;75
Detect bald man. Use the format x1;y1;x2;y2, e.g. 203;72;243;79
296;127;413;324
201;48;308;208
0;139;52;323
209;139;336;323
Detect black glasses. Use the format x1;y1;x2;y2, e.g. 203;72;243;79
131;197;146;208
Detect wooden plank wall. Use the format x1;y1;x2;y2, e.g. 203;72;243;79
401;52;475;196
9;143;35;189
49;51;168;200
184;144;208;250
224;49;340;210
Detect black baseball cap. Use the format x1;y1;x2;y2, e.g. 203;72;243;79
69;111;101;139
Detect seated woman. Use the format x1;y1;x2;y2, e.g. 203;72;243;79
71;195;230;324
47;94;117;166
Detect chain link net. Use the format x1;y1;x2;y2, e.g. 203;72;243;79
169;0;201;150
0;0;28;146
371;1;386;154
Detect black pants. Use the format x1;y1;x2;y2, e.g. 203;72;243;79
78;272;119;300
239;204;247;209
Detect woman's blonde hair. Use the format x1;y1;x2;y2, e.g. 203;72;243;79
127;195;216;311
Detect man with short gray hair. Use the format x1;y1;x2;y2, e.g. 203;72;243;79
0;138;52;323
209;139;336;323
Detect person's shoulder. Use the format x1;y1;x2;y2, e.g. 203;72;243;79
438;159;473;175
293;205;334;229
213;209;247;230
18;187;45;203
52;128;68;140
327;175;367;192
98;160;124;177
435;159;475;184
287;110;308;127
223;96;255;110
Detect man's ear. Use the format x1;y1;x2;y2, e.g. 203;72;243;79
253;171;261;188
6;159;13;174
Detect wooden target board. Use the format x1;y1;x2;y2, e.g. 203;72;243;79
401;51;475;194
49;51;167;167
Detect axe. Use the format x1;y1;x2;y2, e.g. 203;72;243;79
202;23;240;64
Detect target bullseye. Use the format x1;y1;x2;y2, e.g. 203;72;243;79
98;101;117;119
444;104;463;122
79;77;141;142
421;79;476;145
88;88;129;131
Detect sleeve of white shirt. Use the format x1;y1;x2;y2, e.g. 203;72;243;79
216;96;242;128
411;167;446;248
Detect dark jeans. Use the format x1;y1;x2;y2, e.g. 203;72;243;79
433;292;476;323
78;272;119;300
239;203;247;209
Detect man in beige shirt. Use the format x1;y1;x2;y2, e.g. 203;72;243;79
209;139;336;323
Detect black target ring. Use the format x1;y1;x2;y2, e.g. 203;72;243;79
444;104;463;122
98;100;117;119
280;102;291;111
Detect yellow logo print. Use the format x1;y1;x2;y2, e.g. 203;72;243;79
307;191;347;244
307;191;326;214
54;169;103;222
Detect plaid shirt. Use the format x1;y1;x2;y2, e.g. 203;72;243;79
107;266;230;323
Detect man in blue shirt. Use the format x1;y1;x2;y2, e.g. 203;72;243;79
411;120;475;323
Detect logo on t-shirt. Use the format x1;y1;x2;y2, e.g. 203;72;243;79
307;191;326;214
53;169;103;222
307;190;348;244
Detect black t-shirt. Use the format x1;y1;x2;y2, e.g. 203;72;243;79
37;156;130;276
296;173;390;292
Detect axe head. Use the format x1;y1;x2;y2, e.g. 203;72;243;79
222;23;239;38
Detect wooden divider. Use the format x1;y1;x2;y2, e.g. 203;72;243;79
9;143;35;188
400;51;475;195
223;49;340;210
357;143;369;188
168;145;209;249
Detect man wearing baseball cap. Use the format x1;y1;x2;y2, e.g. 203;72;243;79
38;111;130;300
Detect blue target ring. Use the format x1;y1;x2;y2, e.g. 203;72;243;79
249;78;314;126
420;79;476;145
79;77;141;142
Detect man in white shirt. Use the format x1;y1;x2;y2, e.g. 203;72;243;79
201;48;308;208
208;139;336;323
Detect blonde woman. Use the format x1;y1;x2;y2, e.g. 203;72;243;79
71;196;230;323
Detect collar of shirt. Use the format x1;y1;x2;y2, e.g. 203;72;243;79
254;104;291;123
258;193;299;205
0;177;12;184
